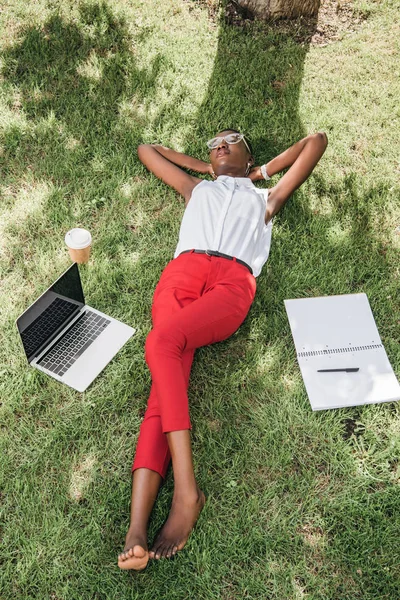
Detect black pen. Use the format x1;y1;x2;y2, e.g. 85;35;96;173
317;368;359;373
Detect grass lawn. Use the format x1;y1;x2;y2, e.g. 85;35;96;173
1;0;399;598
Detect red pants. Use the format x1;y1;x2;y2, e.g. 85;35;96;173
132;251;256;478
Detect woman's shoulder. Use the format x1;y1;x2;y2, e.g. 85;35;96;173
185;178;212;206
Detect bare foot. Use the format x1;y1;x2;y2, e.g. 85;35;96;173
149;488;206;560
118;529;149;571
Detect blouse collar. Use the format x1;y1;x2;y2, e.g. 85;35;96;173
216;175;255;189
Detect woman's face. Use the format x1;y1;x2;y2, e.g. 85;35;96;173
209;130;253;177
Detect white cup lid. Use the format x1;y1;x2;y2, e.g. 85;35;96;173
65;228;92;249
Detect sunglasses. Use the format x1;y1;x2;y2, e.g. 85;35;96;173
207;133;251;154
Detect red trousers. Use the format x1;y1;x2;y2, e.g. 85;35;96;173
132;251;256;478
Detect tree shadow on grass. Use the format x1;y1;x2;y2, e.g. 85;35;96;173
1;2;160;148
0;2;169;285
182;8;400;599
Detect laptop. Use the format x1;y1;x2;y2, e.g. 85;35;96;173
16;263;135;392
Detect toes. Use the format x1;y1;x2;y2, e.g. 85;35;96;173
150;540;180;560
119;544;147;565
118;555;148;571
117;546;149;571
149;537;160;559
151;539;166;560
153;542;179;559
177;539;186;551
151;543;162;560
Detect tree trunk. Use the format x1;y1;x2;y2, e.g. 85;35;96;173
236;0;321;19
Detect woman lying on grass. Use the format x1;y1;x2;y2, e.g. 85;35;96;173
118;129;328;571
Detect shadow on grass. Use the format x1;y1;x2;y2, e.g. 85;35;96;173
1;3;160;147
0;3;168;275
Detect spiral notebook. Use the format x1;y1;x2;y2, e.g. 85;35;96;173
284;293;400;410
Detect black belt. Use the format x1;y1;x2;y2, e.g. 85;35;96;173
179;249;253;275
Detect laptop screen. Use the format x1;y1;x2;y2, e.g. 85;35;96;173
17;263;85;362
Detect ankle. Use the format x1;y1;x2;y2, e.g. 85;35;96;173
127;522;147;538
173;486;202;505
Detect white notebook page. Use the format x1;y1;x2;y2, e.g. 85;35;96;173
284;294;400;410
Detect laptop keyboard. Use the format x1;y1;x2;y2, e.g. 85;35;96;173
21;297;78;358
38;310;111;377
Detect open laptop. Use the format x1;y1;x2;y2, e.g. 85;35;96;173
16;263;135;392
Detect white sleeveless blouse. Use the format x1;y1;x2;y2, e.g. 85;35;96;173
173;175;272;277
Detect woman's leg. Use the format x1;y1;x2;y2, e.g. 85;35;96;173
149;429;205;559
118;257;202;569
118;468;161;570
118;353;194;569
131;346;195;476
145;255;256;558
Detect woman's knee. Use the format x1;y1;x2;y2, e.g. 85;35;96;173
145;325;185;366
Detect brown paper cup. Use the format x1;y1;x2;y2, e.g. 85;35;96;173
65;228;92;264
67;245;91;264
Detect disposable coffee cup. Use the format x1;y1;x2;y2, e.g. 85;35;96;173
65;228;92;264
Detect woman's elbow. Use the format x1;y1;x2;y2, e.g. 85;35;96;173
137;144;145;160
314;132;328;148
137;143;155;163
137;143;149;157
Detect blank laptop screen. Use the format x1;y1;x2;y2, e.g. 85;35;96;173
17;263;85;362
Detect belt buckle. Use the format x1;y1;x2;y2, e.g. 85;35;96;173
205;249;211;256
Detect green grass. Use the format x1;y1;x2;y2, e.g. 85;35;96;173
1;0;399;598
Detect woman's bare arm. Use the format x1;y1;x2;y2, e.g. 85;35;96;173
138;144;208;204
266;133;327;222
149;145;211;174
249;133;328;223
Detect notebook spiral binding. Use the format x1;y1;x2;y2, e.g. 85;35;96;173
297;343;382;358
